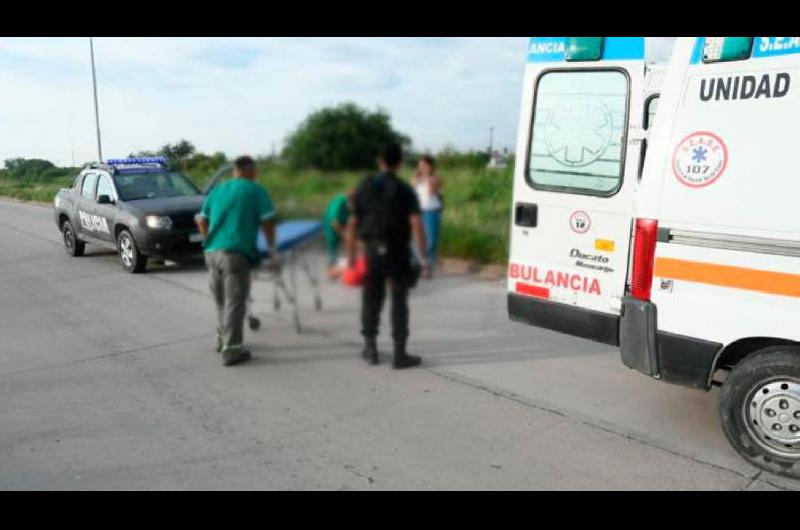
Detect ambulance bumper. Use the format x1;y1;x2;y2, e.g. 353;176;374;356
619;296;722;390
507;293;619;346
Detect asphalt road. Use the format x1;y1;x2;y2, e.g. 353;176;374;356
1;198;798;490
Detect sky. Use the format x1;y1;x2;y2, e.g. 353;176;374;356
0;37;676;167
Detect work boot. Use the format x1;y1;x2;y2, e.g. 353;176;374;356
361;336;379;365
222;347;252;367
392;340;421;369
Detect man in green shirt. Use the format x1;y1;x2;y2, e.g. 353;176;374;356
323;192;352;279
196;156;276;367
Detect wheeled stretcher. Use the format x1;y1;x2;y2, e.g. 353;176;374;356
246;219;323;334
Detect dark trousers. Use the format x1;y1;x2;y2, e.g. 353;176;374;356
361;254;409;342
205;251;251;351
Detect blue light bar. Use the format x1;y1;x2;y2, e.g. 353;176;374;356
106;157;168;166
115;167;169;175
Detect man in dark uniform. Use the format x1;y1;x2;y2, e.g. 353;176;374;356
346;143;428;369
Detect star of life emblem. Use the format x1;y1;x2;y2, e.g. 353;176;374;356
544;96;613;168
672;131;728;188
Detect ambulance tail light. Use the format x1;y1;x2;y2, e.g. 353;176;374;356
630;218;658;301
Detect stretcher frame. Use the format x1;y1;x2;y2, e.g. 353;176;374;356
247;221;324;334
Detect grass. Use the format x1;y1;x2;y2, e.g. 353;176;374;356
0;176;74;203
186;162;513;264
2;161;514;265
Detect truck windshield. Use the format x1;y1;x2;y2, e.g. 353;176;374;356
113;171;200;201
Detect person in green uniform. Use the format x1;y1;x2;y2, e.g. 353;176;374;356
323;192;353;279
196;155;277;367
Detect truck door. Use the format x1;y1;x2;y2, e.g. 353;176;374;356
91;173;117;244
75;172;101;240
507;37;647;345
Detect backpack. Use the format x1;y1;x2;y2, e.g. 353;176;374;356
357;173;402;245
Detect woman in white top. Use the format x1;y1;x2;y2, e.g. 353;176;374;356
413;155;443;278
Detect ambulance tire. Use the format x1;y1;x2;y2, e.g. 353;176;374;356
117;230;147;274
720;346;800;479
61;219;85;257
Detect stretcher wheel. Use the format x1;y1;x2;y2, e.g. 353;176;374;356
315;296;322;311
248;315;261;331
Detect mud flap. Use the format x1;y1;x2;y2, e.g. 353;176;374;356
619;295;659;377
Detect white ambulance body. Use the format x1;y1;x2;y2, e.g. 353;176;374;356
508;37;658;343
508;37;800;478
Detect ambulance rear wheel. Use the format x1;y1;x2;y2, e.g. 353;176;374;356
720;346;800;479
62;219;85;257
117;230;147;273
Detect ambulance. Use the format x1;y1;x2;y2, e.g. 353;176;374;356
508;37;800;478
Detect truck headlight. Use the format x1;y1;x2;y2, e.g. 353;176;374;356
54;196;61;208
145;215;173;230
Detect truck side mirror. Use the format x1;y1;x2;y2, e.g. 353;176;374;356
97;194;113;205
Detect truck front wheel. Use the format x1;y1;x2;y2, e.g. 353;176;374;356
61;219;85;257
117;230;147;273
720;345;800;479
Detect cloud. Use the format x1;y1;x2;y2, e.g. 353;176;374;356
0;37;530;165
0;37;680;166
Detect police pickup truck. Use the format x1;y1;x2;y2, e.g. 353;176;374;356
54;157;204;273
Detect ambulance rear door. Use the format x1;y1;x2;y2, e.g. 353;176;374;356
507;37;647;345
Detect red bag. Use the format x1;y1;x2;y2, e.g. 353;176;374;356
355;256;367;275
342;257;367;286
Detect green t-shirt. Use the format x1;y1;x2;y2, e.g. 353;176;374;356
323;194;349;236
199;178;276;263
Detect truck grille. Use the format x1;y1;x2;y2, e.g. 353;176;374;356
170;212;198;231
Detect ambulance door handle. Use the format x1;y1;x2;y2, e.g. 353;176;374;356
514;202;538;228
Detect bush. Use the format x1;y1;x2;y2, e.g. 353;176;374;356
282;103;410;171
435;148;490;171
183;151;227;176
1;158;77;184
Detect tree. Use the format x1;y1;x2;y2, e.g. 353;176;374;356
282;103;410;171
129;140;198;171
183;151;228;174
128;150;158;158
3;158;54;179
159;140;196;170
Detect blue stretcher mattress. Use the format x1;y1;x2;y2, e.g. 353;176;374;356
257;219;323;256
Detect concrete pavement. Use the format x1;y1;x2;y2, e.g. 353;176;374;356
0;198;797;490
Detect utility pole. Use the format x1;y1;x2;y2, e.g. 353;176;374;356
488;126;494;155
89;37;103;162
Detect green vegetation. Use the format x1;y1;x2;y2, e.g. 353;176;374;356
1;154;513;264
0;158;78;203
282;103;410;171
184;155;513;264
1;103;513;264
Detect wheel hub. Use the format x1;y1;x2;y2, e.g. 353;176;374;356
120;237;133;266
746;379;800;457
63;226;73;249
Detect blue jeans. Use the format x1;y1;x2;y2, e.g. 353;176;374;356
421;209;441;268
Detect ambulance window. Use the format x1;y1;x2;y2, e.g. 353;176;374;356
81;173;98;198
527;70;628;196
645;95;659;130
639;94;660;180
